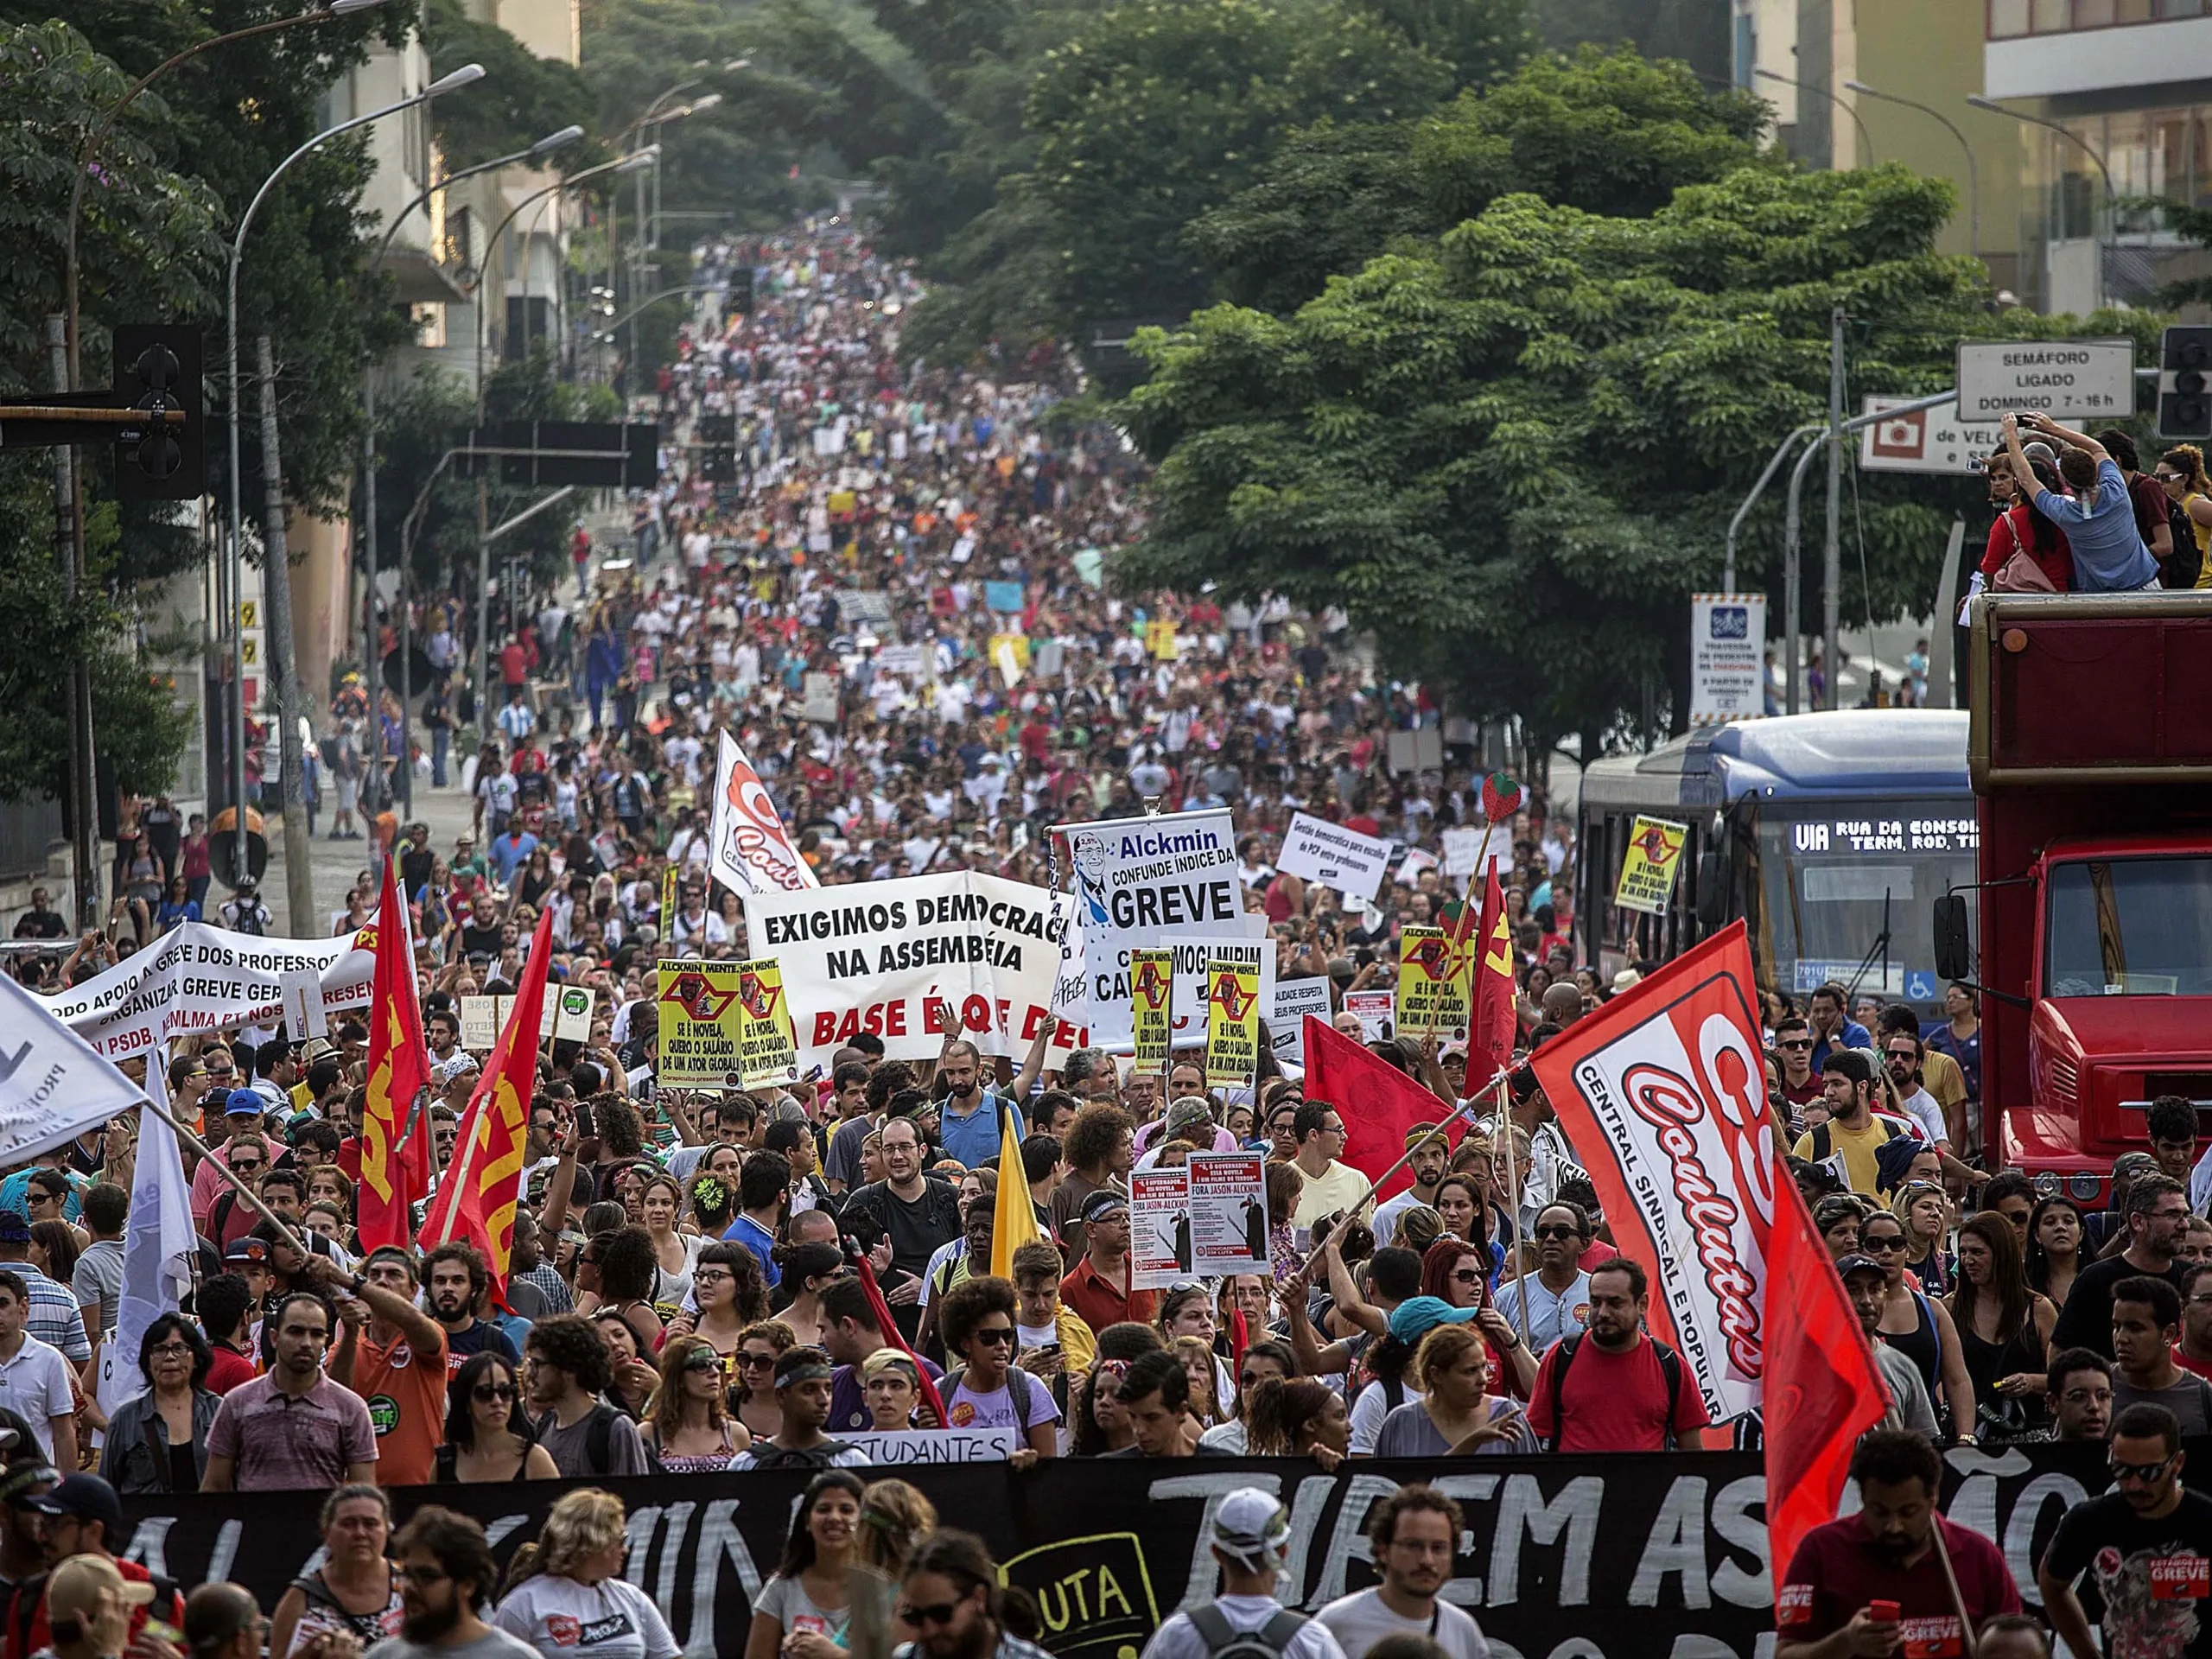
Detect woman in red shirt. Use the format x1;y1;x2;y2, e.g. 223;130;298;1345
1977;450;2072;593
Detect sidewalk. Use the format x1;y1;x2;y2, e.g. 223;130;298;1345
258;768;480;935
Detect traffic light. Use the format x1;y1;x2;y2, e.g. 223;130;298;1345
112;323;202;499
2158;324;2212;440
696;413;736;481
730;267;755;315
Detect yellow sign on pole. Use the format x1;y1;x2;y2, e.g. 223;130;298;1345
657;959;800;1087
1145;618;1179;661
1395;925;1471;1042
1204;955;1262;1087
661;864;678;935
731;959;799;1087
1130;948;1173;1076
1613;816;1690;917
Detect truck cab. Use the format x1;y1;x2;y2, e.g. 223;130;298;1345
1939;593;2212;1200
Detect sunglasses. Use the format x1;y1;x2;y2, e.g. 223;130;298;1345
473;1383;516;1403
739;1351;779;1368
229;1160;264;1175
1777;1039;1813;1051
2111;1454;2175;1482
898;1603;963;1628
1862;1235;1908;1251
1533;1224;1582;1241
971;1327;1016;1347
1449;1268;1484;1286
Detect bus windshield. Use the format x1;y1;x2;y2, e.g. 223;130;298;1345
1753;801;1979;1006
2045;856;2212;996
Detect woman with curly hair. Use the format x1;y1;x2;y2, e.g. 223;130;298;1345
644;1335;750;1471
580;1224;664;1352
494;1488;679;1659
1243;1376;1352;1468
733;1318;798;1443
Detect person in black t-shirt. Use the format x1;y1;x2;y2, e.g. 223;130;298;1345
2041;1402;2212;1659
2054;1175;2191;1357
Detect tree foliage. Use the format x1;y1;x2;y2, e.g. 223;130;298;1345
1118;162;2151;750
423;0;602;169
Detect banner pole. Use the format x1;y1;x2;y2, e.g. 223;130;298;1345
1298;1067;1512;1273
139;1096;316;1263
1499;1096;1532;1344
1930;1517;1982;1659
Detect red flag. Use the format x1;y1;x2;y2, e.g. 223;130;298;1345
1764;1167;1890;1580
853;1253;949;1428
1526;923;1886;1581
1301;1015;1463;1200
359;858;430;1253
1469;857;1516;1092
423;907;555;1294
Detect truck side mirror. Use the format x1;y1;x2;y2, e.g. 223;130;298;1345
1932;894;1971;982
1694;849;1729;929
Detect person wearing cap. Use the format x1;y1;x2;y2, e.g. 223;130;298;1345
30;1554;157;1659
1137;1487;1346;1659
12;1474;182;1659
188;1092;276;1232
0;1272;75;1472
726;1347;868;1470
1059;1189;1160;1337
1370;1124;1452;1250
217;878;270;937
1836;1253;1940;1437
1318;1485;1491;1659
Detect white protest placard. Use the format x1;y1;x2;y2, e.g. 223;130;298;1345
1441;828;1485;880
740;872;1078;1074
35;921;378;1061
554;987;595;1043
1056;808;1240;1045
1955;338;2136;423
803;672;841;723
1268;976;1333;1067
836;1427;1023;1465
1343;988;1395;1043
1188;1152;1268;1275
878;644;928;680
1690;593;1767;728
1275;812;1392;904
1396;847;1439;886
277;968;326;1039
1129;1167;1192;1289
460;996;499;1052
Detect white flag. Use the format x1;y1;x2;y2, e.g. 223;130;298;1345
99;1046;195;1414
708;730;818;894
0;970;149;1165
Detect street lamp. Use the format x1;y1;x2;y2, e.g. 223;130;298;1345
1967;94;2115;308
462;146;657;731
225;60;484;894
358;121;582;814
1846;79;1979;261
1755;67;1874;166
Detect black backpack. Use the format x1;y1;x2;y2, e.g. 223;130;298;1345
1542;1331;1685;1452
2161;490;2204;588
1187;1606;1309;1659
746;1437;858;1470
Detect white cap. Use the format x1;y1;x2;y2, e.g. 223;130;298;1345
1211;1488;1291;1572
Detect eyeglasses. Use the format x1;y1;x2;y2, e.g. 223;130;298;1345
1533;1224;1581;1241
694;1270;733;1287
897;1603;963;1628
2110;1454;2176;1483
148;1343;194;1360
472;1383;516;1403
971;1326;1016;1347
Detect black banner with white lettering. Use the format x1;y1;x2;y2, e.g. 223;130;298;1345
118;1445;2120;1659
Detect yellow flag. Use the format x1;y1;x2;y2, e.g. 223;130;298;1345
989;1097;1043;1279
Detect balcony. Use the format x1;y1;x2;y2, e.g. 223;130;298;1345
1986;0;2212;97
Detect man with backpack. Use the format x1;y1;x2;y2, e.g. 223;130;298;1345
727;1346;870;1470
523;1315;652;1478
1140;1490;1346;1659
1525;1260;1708;1452
1790;1050;1914;1197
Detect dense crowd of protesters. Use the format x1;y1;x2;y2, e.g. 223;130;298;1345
10;222;2202;1659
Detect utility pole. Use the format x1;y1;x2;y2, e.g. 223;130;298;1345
256;334;315;934
360;372;381;813
1822;304;1845;712
46;315;99;931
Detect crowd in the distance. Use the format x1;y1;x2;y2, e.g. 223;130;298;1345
6;223;2197;1659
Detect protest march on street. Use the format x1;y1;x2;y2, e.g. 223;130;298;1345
6;217;2210;1659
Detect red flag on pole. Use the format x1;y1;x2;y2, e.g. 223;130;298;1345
853;1254;949;1428
1468;856;1516;1093
1525;922;1885;1582
359;858;429;1254
1301;1015;1464;1199
423;907;555;1294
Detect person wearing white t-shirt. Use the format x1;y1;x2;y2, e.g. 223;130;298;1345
1319;1487;1491;1659
0;1272;75;1465
492;1490;680;1659
1289;1103;1372;1236
1140;1489;1346;1659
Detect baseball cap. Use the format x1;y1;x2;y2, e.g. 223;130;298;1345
2113;1151;2161;1179
1079;1189;1130;1224
1402;1120;1444;1151
1836;1253;1886;1280
224;1237;271;1267
223;1088;266;1118
0;1213;30;1247
1211;1488;1292;1573
27;1473;123;1535
46;1555;153;1624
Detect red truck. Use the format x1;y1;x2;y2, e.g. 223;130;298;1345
1935;592;2212;1199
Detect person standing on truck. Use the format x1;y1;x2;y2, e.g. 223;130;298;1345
2053;1176;2191;1358
2004;412;2162;593
2154;444;2212;586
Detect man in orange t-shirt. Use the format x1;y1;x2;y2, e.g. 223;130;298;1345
315;1250;451;1486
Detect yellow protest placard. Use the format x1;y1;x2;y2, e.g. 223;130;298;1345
1395;925;1471;1041
661;864;678;933
1145;618;1179;661
1614;816;1690;917
1130;948;1173;1076
1204;955;1262;1087
657;962;746;1086
988;632;1032;671
731;959;799;1087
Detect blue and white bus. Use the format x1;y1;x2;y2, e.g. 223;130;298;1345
1574;710;1974;1014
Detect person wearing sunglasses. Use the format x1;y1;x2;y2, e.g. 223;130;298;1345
2155;444;2212;587
384;1505;524;1659
938;1276;1058;1465
433;1353;555;1484
308;1249;454;1487
2040;1400;2212;1659
645;1336;749;1472
1492;1203;1593;1353
895;1529;1057;1659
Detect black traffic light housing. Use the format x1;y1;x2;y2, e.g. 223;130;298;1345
2158;324;2212;441
112;322;202;499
